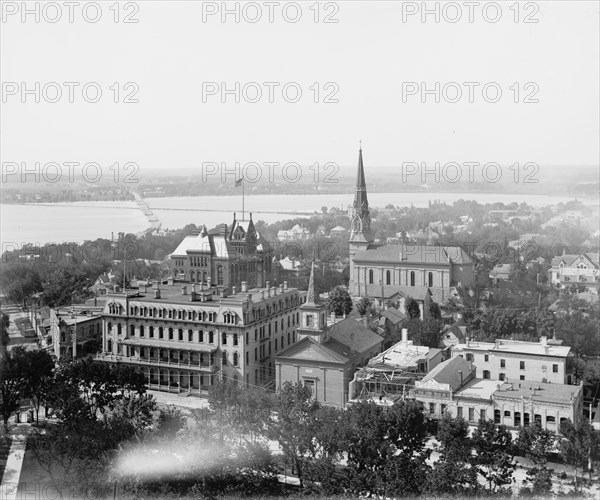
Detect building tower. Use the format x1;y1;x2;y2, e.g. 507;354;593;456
349;146;374;296
296;261;328;343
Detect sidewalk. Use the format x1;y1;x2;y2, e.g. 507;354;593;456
0;435;26;500
147;390;210;410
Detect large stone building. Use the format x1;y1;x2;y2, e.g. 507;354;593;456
96;276;306;394
275;263;383;407
412;356;583;432
169;214;274;290
348;148;474;305
50;306;104;359
451;337;572;384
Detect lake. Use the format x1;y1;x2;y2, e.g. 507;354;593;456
0;192;588;247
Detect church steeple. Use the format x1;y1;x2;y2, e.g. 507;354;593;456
297;260;328;343
305;261;319;306
350;145;373;244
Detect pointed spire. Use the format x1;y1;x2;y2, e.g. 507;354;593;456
350;145;372;243
306;261;319;305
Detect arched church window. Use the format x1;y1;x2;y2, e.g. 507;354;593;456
410;271;416;287
428;272;433;287
368;269;374;284
386;270;391;285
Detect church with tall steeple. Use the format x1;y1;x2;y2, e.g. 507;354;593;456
348;146;475;309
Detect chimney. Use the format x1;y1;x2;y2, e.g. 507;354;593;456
265;281;271;291
155;288;161;299
219;287;227;298
401;328;408;345
540;336;547;347
190;284;197;301
115;285;121;293
247;293;252;304
241;281;247;292
167;277;174;286
207;277;212;288
272;286;277;296
458;370;463;386
284;280;288;290
279;284;284;293
182;286;187;295
232;285;237;295
261;290;265;300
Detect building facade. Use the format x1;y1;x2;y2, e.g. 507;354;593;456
275;263;383;407
549;252;599;290
412;356;583;432
451;337;571;384
50;307;104;359
96;279;306;394
170;214;274;291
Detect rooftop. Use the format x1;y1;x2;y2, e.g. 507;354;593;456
494;380;583;404
453;338;571;358
454;378;505;401
105;281;304;308
368;340;439;371
419;356;474;391
354;244;472;265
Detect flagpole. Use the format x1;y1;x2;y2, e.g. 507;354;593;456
242;179;245;221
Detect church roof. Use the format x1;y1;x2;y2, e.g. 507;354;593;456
353;244;472;265
276;317;382;366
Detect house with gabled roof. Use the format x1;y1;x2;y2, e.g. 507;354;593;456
275;263;383;407
548;251;599;290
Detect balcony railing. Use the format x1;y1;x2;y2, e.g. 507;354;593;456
95;353;217;371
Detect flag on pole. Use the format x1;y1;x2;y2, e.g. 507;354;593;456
235;178;243;187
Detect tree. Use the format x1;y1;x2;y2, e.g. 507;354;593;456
21;349;55;423
268;381;319;487
405;297;421;319
327;286;353;316
356;297;372;316
471;419;516;493
517;423;555;496
559;419;600;490
426;417;479;496
0;347;29;431
343;401;430;497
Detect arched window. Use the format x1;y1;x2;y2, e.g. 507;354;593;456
159;327;164;339
233;352;239;366
107;339;113;353
386;270;391;285
190;271;195;281
149;326;154;338
130;324;135;336
410;271;415;286
428;272;433;287
140;325;145;337
117;323;122;335
222;351;227;365
483;370;490;379
233;334;238;346
108;322;112;332
217;265;224;285
368;269;374;284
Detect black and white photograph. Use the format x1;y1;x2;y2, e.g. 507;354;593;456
1;1;599;498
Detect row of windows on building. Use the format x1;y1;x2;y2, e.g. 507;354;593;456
58;322;101;342
366;269;436;287
107;320;298;347
110;296;302;324
463;354;560;373
428;403;568;427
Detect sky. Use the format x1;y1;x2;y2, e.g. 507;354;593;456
1;0;599;181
